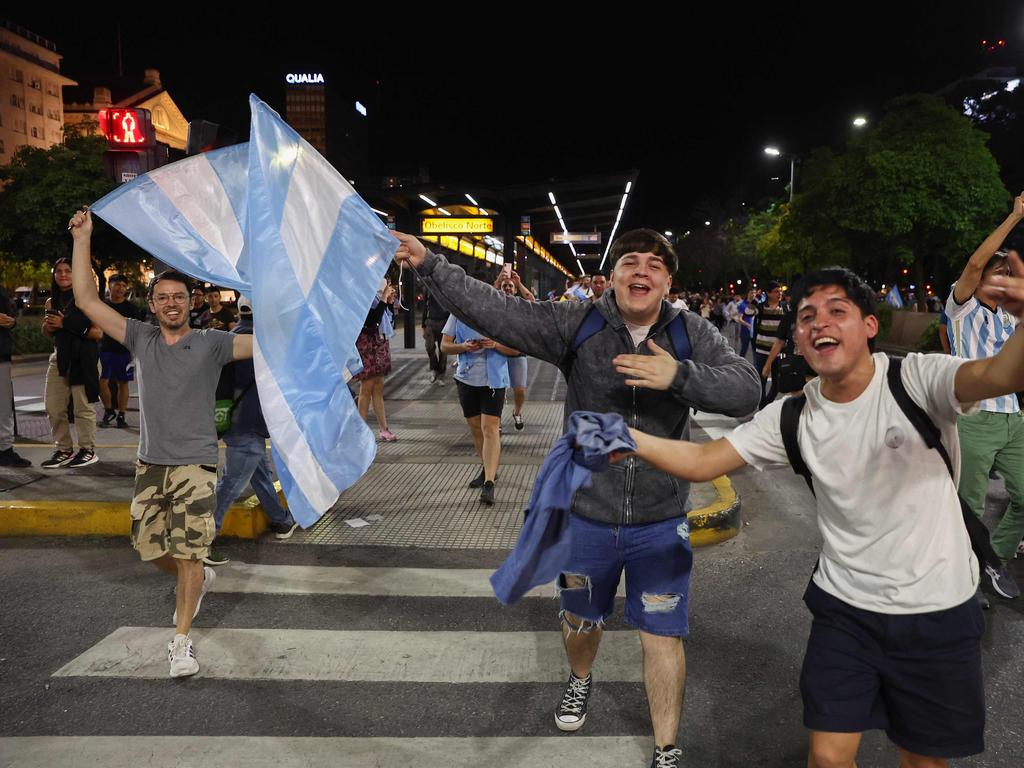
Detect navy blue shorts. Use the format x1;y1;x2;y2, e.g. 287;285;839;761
800;580;985;759
100;351;134;382
558;513;693;637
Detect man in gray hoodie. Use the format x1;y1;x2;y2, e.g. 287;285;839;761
394;228;759;767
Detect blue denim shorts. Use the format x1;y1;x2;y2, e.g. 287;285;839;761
558;513;693;637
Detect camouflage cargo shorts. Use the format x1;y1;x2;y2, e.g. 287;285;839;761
129;462;217;561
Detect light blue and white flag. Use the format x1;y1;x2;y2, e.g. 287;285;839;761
886;286;904;309
91;94;396;527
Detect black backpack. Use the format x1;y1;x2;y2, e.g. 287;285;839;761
779;356;1001;570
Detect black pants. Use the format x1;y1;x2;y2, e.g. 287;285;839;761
423;319;447;376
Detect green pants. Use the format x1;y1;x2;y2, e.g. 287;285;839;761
957;410;1024;564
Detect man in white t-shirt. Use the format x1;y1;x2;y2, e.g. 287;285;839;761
620;264;1024;767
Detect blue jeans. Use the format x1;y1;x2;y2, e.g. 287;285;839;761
558;513;694;637
214;431;292;533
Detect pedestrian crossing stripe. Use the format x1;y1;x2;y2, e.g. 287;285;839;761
54;626;644;683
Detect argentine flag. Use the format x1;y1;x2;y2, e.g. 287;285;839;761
886;286;904;309
91;95;396;527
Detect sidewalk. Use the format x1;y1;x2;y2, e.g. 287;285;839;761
1;348;740;547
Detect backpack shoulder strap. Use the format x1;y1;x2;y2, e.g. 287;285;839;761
571;305;606;354
885;357;954;477
781;394;814;494
665;312;693;361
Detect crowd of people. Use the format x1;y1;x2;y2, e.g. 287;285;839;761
0;196;1021;768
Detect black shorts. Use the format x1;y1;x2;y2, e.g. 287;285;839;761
800;580;985;759
456;381;505;418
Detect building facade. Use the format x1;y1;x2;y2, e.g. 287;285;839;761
0;21;77;163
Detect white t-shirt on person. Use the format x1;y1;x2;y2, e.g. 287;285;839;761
623;321;652;349
726;352;979;614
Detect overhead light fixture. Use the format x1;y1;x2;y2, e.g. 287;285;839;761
437;207;452;216
419;194;438;207
764;146;781;156
576;258;585;275
665;230;673;237
600;181;634;269
625;180;632;193
548;191;557;205
370;207;389;217
465;193;480;207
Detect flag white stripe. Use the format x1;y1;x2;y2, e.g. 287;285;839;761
253;337;339;512
53;627;644;682
147;155;244;268
0;736;650;768
280;145;355;298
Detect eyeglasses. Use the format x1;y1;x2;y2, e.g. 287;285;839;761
153;293;188;305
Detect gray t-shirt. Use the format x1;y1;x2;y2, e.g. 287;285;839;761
123;319;236;465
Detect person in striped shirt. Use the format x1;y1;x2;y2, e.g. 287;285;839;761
754;281;788;408
946;193;1024;600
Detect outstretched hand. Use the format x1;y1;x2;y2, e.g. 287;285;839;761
613;339;679;390
980;251;1024;319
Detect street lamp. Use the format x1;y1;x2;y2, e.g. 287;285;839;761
852;116;868;128
764;146;796;203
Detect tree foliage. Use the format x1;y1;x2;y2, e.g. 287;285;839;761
735;94;1009;299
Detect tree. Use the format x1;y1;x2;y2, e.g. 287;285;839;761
761;94;1008;305
0;128;149;290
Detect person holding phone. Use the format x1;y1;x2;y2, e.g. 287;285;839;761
440;290;520;505
354;279;398;442
494;269;536;431
40;257;103;469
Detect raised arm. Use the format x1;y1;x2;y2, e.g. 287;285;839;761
232;333;253;361
68;210;127;345
627;431;747;483
955;251;1024;402
953;193;1024;304
393;232;578;365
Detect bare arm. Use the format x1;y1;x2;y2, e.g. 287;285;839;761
232;333;253;361
628;430;748;483
762;338;785;377
955;252;1024;402
440;333;478;356
68;210;127;345
953;193;1024;303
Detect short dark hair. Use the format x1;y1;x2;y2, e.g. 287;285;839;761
591;273;606;280
108;273;129;285
147;270;193;300
766;280;782;291
607;228;678;276
791;266;878;351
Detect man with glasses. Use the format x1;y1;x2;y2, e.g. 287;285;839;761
68;208;253;678
188;287;208;329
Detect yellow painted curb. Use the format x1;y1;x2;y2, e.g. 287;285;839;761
0;500;270;539
687;475;740;547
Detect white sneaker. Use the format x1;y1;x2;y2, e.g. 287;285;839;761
167;634;199;678
172;566;216;625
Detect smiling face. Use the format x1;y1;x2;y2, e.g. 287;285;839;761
148;278;190;331
109;280;128;303
795;284;877;381
53;262;72;290
610;251;671;325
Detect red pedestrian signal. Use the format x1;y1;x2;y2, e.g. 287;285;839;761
98;108;155;148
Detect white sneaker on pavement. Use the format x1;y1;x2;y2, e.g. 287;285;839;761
167;634;199;678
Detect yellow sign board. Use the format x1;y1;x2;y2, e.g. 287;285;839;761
421;217;494;234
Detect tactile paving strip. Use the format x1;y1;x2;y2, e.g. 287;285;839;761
289;462;536;548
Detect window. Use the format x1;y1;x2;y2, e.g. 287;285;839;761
152;106;169;128
46;82;58;96
31;126;40;138
29;103;42;115
9;68;23;82
29;78;41;90
14;118;26;133
10;94;25;108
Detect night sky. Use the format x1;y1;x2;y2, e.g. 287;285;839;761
11;5;1024;233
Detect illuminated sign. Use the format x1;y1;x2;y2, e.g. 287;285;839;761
355;101;367;117
422;217;494;235
98;108;154;147
286;73;325;84
552;232;602;245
